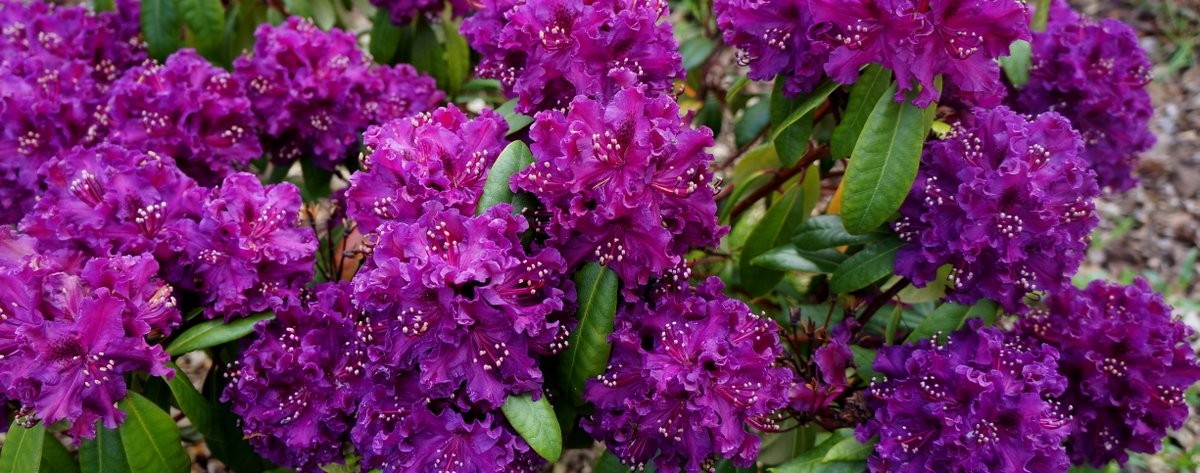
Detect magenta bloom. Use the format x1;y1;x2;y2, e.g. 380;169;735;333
224;282;369;472
788;320;854;413
177;173;317;318
353;203;573;408
106;49;262;185
1017;279;1200;466
1010;4;1154;192
859;320;1071;473
461;0;683;113
894;106;1099;313
583;278;790;472
713;0;830;96
346;106;509;233
516;88;722;290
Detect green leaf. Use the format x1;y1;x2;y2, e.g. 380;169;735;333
94;0;115;12
495;99;534;136
178;0;226;59
822;434;874;463
441;17;471;98
0;420;45;473
735;99;770;149
368;9;406;64
771;80;813;167
501;394;562;462
831;65;892;159
770;78;838;145
557;263;619;404
740;184;811;295
166;312;274;355
80;426;131;473
164;365;217;450
829;237;903;294
680;35;716;70
476;142;534;214
750;246;839;274
1032;0;1050;31
594;450;656;472
300;157;334;201
905;302;969;343
850;346;880;381
726;76;751;112
226;0;267;60
1000;40;1031;87
117;392;190;473
140;0;182;61
791;249;849;273
410;19;447;90
840;84;936;234
41;432;78;473
769;429;866;473
792;215;887;250
884;303;902;345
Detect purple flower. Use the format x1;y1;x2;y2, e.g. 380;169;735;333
1016;279;1200;466
370;0;472;25
105;49;262;185
353;203;572;408
20;144;204;259
461;0;684;113
176;173;317;318
516;88;722;290
858;320;1071;473
894;106;1099;313
583;278;791;472
809;0;1029;106
224;282;369;472
1009;5;1154;192
788;320;854;413
713;0;830;96
346;106;509;233
234;17;441;168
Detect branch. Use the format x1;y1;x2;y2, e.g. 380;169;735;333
855;278;911;327
728;145;829;221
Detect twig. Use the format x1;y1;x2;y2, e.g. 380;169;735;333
728;145;830;221
855;278;911;326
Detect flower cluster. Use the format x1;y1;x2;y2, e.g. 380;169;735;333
371;0;471;25
714;0;1030;105
858;320;1071;472
584;278;790;472
461;0;684;113
234;17;443;168
788;320;854;413
346;106;509;233
893;106;1100;313
105;49;262;185
516;88;722;289
1009;1;1155;192
0;231;177;440
1016;279;1200;466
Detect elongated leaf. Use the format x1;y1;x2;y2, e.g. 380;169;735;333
791;249;848;273
179;0;226;59
751;246;837;274
496;99;534;135
0;420;44;473
735;99;770;149
117;392;190;473
501;394;562;462
740;184;810;295
793;215;887;250
476;141;534;214
41;432;78;473
225;0;267;60
165;364;214;441
368;9;406;64
1032;0;1051;31
770;79;838;144
680;35;716;70
770;429;865;473
442;17;471;97
850;346;880;381
166;312;274;355
410;19;448;93
840;85;936;234
829;237;903;294
300;157;333;201
904;300;1003;343
1000;40;1032;87
80;426;130;473
771;80;814;167
831;65;892;159
557;263;619;404
141;0;182;61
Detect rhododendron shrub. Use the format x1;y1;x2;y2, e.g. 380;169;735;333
0;0;1188;472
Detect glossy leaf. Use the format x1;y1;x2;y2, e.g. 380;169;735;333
792;215;887;251
80;426;131;473
735;99;770;149
770;79;838;145
496;99;534;135
771;79;814;167
840;85;936;234
680;35;716;70
166;312;274;355
831;65;892;159
226;0;267;62
850;346;880;381
501;394;563;462
164;365;218;450
740;184;811;295
557;263;619;404
441;18;471;97
904;300;1000;343
829;237;904;294
40;432;78;473
476;141;534;214
368;9;406;64
178;0;226;59
0;420;45;473
117;392;190;473
769;429;867;473
141;0;182;61
751;246;838;274
409;19;447;91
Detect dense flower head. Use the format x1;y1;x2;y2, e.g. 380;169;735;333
224;281;369;472
516;88;722;290
347;106;509;233
1016;279;1200;467
713;0;830;96
1009;3;1154;192
234;17;442;168
0;236;176;440
461;0;684;113
20;143;204;259
353;203;573;408
105;49;262;185
371;0;472;25
176;173;317;318
583;278;791;472
894;106;1099;313
858;319;1071;472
